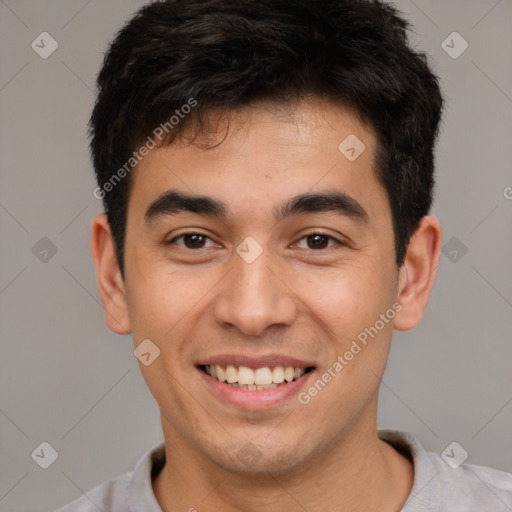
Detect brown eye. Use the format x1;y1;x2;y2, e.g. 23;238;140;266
295;233;342;250
168;233;214;249
306;234;330;249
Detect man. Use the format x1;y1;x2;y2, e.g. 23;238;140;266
56;0;512;510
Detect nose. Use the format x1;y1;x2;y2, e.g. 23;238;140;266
212;245;298;337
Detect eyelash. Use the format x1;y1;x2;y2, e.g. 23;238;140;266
166;232;346;251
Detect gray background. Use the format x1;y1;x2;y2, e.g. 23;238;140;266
0;1;511;511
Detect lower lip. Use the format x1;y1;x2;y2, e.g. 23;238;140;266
197;367;315;410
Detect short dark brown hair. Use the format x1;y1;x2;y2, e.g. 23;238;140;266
90;0;443;276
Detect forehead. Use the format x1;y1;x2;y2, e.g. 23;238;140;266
128;99;386;225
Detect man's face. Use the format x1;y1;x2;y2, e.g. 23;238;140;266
122;99;400;474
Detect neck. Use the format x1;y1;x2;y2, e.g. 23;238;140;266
153;404;413;512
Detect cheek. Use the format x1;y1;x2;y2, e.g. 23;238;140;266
294;261;398;389
296;262;393;330
126;260;223;357
125;257;184;338
296;267;397;422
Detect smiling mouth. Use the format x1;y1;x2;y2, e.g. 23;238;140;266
199;364;315;390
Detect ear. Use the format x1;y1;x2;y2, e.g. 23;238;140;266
394;215;442;331
90;213;132;335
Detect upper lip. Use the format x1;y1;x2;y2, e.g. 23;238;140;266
196;354;316;369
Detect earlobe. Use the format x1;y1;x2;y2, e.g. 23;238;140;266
394;215;442;331
90;213;132;335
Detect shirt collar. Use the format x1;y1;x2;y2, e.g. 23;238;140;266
128;430;441;512
378;429;442;511
129;440;166;512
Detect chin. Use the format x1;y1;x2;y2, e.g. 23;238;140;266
202;432;312;476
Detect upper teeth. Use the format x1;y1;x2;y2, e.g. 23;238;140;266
205;364;306;385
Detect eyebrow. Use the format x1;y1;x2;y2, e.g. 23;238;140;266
144;188;369;225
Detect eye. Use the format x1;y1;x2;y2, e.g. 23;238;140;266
294;232;344;250
166;232;346;251
167;233;217;250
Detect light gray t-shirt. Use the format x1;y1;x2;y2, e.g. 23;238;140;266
54;429;512;511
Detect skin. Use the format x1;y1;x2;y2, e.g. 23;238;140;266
91;97;442;512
